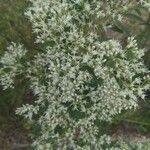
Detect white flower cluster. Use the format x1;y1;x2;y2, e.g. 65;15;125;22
0;43;26;89
0;0;150;149
139;0;150;11
113;136;150;150
25;0;150;43
31;134;150;150
16;36;149;149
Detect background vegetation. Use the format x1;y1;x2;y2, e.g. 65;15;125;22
0;0;150;149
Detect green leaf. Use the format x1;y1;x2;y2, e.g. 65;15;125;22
112;21;130;35
126;13;145;23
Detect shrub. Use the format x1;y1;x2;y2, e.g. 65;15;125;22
0;0;150;149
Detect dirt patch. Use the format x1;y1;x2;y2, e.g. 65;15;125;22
0;117;31;150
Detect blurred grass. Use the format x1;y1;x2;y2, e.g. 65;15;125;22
0;0;35;54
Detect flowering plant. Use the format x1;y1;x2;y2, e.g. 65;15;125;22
0;0;150;149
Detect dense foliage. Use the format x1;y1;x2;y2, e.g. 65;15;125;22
0;0;150;149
